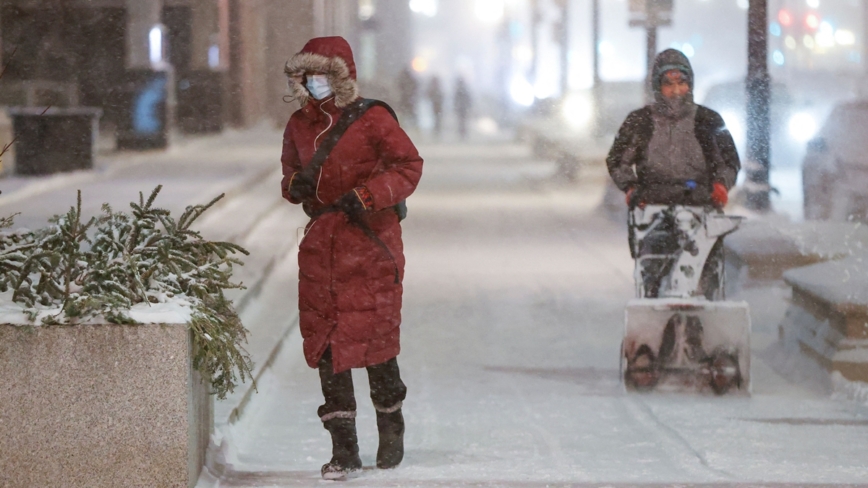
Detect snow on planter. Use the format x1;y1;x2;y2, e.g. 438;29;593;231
0;186;251;487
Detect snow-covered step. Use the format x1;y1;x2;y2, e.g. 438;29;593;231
724;219;868;293
781;254;868;382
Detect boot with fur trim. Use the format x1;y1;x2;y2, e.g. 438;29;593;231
375;404;405;469
321;416;362;479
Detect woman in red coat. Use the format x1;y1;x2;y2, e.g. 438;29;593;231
281;36;423;479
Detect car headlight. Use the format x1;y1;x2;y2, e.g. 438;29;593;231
788;112;818;142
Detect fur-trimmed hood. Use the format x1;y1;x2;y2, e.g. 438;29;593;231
285;36;360;108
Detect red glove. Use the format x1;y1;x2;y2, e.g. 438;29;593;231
352;186;374;210
711;182;728;208
625;187;645;209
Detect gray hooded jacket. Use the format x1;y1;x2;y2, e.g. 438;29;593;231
606;49;740;206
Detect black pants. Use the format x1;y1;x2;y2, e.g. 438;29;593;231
317;348;407;420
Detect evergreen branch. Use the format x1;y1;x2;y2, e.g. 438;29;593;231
0;188;252;398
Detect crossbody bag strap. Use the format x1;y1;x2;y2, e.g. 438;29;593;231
300;98;366;180
299;98;398;181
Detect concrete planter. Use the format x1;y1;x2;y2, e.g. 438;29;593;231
0;323;212;488
724;220;868;294
780;256;868;382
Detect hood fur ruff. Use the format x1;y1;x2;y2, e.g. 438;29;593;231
284;52;359;108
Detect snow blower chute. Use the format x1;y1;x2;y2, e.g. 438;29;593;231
621;205;750;395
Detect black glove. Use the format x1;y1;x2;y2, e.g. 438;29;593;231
336;191;367;221
288;172;317;202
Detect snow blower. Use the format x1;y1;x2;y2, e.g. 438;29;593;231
621;205;751;395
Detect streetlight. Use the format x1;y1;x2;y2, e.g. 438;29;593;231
745;0;771;212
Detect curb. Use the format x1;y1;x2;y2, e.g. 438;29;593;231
224;315;298;425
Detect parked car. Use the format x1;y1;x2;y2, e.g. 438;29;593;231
802;100;868;222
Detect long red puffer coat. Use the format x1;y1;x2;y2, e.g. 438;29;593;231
281;37;423;373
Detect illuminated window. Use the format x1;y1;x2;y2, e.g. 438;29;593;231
208;45;220;69
149;25;164;65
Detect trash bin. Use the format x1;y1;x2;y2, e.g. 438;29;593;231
9;107;102;176
115;69;169;151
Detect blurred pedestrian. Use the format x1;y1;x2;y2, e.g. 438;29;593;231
454;76;472;140
427;76;444;137
397;68;418;126
282;36;424;480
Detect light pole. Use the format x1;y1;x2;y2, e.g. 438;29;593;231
745;0;771;212
592;0;601;136
629;0;672;103
531;0;540;91
645;26;657;101
556;0;571;97
592;0;600;89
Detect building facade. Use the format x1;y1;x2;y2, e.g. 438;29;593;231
0;0;409;147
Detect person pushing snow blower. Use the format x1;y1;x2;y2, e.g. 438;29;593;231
281;36;423;480
606;49;750;395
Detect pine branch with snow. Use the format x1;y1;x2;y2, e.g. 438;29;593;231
0;186;253;399
0;213;36;295
11;191;94;312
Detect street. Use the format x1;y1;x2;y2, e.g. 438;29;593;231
202;138;868;487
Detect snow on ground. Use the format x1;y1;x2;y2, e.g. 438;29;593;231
769;167;803;222
201;141;868;487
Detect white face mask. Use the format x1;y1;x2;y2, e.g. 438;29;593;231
305;75;333;100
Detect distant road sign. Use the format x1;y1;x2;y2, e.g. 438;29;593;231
629;0;673;28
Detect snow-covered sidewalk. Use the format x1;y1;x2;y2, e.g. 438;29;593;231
199;141;868;487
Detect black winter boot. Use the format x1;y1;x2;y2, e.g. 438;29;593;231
321;417;363;480
376;407;405;469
